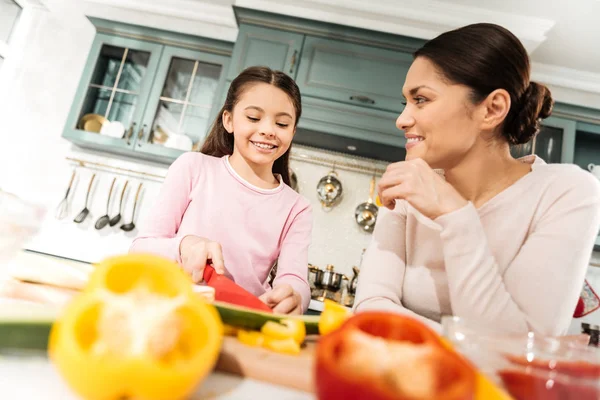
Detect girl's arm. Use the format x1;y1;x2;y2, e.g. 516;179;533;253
272;204;313;312
129;153;198;262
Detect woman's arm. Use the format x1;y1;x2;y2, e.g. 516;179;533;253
353;203;442;331
129;152;198;262
271;204;313;313
438;171;600;335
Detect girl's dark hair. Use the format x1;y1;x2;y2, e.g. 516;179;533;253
200;66;302;185
414;23;554;145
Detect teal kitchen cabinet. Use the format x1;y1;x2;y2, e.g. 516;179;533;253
62;19;232;163
227;25;304;80
295;36;412;113
62;34;163;154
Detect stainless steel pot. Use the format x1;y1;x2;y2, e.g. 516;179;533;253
354;176;378;232
318;264;347;291
308;263;324;288
348;266;360;295
316;170;343;209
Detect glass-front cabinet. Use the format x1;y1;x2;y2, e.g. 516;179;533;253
63;25;231;163
510;116;576;164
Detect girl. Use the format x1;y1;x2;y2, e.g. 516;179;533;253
354;23;600;335
131;66;312;315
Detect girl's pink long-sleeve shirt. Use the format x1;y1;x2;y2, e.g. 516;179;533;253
130;152;313;311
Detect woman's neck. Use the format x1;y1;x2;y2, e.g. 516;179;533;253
228;152;279;189
443;142;532;209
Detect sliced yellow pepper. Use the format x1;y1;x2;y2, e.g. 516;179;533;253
319;299;350;336
223;324;239;337
49;253;224;400
261;318;306;345
237;330;266;347
263;336;301;355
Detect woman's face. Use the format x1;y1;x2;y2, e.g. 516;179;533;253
397;57;484;169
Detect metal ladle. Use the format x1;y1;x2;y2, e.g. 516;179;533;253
73;173;96;224
109;180;128;227
55;169;76;220
94;177;116;230
120;182;143;232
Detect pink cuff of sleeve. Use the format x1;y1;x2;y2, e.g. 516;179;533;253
274;274;311;313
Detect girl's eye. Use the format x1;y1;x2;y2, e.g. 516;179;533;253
247;116;259;122
276;123;289;128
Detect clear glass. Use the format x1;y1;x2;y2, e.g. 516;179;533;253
0;190;45;268
0;0;22;44
149;58;221;149
442;316;600;399
76;44;150;134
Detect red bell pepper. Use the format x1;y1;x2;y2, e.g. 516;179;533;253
203;265;272;313
315;312;476;400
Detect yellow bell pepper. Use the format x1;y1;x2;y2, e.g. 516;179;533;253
237;330;266;347
263;336;301;355
261;318;306;345
319;299;350;335
49;253;224;400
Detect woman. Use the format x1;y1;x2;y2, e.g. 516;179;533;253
353;23;600;335
131;67;312;314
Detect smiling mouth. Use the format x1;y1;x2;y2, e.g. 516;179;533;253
406;137;424;144
251;141;277;150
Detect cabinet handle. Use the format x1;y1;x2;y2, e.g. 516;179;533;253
289;50;298;74
137;124;147;147
350;95;375;104
125;122;136;145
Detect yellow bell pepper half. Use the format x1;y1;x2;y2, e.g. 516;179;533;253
49;253;224;400
260;318;306;345
318;299;350;336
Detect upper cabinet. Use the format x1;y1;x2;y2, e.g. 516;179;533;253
227;7;426;161
510;116;576;163
62;18;232;163
227;25;304;80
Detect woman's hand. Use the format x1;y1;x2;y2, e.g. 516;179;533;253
179;235;226;283
259;284;302;315
377;158;468;219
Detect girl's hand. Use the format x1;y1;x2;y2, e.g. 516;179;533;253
179;235;226;283
259;284;302;315
377;158;468;220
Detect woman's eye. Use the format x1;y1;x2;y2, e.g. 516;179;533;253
401;101;407;106
414;97;428;105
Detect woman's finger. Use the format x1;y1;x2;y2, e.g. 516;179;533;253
207;242;225;274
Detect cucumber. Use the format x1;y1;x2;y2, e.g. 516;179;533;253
213;301;320;335
0;302;58;352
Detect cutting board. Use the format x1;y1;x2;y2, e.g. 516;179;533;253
216;335;317;393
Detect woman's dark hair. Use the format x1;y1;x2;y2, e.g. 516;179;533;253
200;66;302;186
414;23;554;145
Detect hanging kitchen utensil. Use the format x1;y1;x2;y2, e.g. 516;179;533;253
109;180;129;227
120;182;143;232
290;169;299;192
73;173;96;224
354;175;378;232
94;177;116;230
316;164;343;210
55;169;76;220
199;265;272;313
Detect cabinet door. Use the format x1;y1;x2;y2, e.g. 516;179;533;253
295;36;412;113
63;34;162;151
227;25;304;80
135;46;230;161
510;116;576;163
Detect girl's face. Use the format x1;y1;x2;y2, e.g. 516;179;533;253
396;57;484;169
223;82;296;169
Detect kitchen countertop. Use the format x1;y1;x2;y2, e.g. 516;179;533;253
0;356;314;399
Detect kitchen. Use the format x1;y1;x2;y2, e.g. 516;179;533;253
1;0;600;398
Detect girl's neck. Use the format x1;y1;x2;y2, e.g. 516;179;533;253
228;152;279;189
443;142;532;209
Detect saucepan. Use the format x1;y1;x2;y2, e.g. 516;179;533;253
354;176;378;232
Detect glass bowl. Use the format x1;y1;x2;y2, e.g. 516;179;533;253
442;316;600;400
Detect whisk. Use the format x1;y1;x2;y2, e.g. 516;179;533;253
55;169;76;220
